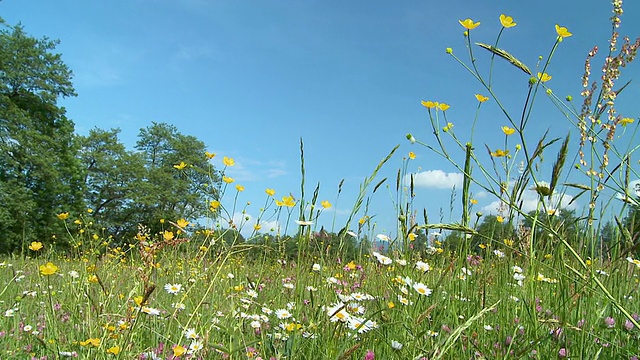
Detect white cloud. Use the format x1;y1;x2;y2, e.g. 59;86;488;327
405;170;464;190
216;212;281;237
481;188;577;215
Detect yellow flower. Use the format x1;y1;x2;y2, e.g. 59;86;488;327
276;195;296;207
490;149;509;157
39;262;59;276
265;188;276;196
134;295;144;306
408;233;416;241
173;162;187;170
421;100;438;109
388;301;395;309
254;223;262;231
173;345;186;357
475;94;489;103
321;200;332;209
496;215;505;223
459;18;480;30
106;346;121;355
205;151;216;159
438;103;450;111
163;230;175;241
57;212;69;220
479;243;486;249
501;126;516;135
442;122;454;132
236;184;245;192
176;218;189;228
537;72;552;83
503;238;514;246
470;199;478;205
499;14;516;28
222;176;234;184
88;274;98;283
80;338;101;347
408;151;416;160
209;200;221;210
87;208;93;213
555;24;572;38
223;156;235;167
29;241;43;251
620;117;635;126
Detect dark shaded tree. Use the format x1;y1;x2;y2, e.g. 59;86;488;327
0;21;83;252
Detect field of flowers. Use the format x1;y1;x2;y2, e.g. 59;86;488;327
3;2;640;359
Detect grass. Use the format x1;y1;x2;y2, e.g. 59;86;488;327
2;2;640;359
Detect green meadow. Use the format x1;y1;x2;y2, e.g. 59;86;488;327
3;2;640;359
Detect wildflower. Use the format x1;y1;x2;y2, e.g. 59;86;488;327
275;309;292;319
176;218;189;228
173;344;187;357
163;231;175;241
39;262;59;276
496;215;505;223
484;325;493;331
443;122;454;132
222;176;234;184
210;200;221;209
555;24;572;38
106;346;121;355
164;283;182;294
501;126;515;135
80;338;101;347
490;149;509;157
475;94;489;102
141;306;161;316
620;117;635;127
376;234;391;242
312;263;321;272
173;162;187;170
223;156;235;166
408;151;416;160
372;251;393;265
604;316;616;328
391;340;403;350
558;348;567;358
415;260;430;272
412;282;432;296
189;340;204;352
445;47;453;54
421;100;438;109
547;208;561;216
184;328;198;339
438;103;450;111
29;241;43;251
236;184;245;192
57;212;69;220
493;250;505;258
537;72;552;83
173;302;186;311
276;195;296;207
530;181;552;196
459;18;480;30
205;151;216;159
364;350;375;360
499;14;516;28
265;188;276;197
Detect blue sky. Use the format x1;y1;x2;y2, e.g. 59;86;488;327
3;1;640;237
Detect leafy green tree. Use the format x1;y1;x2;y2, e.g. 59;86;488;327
471;215;514;251
0;20;83;253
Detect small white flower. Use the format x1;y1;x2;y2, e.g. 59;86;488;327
412;282;432;296
246;289;258;298
372;251;393;265
312;263;321;272
189;340;204;352
283;282;294;289
415;260;431;272
484;324;493;331
68;271;80;279
172;302;186;311
164;283;182;294
512;265;523;273
396;259;407;266
391;340;403;350
347;230;358;237
376;234;391;242
275;309;292;319
23;325;33;332
227;273;235;279
250;320;261;329
493;249;505;258
184;328;198;339
141;306;160;316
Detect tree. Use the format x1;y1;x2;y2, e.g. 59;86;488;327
0;21;83;253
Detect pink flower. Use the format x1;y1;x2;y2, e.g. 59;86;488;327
364;350;375;360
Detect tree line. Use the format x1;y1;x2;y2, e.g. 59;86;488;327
0;19;221;253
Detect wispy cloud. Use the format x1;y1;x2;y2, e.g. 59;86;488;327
481;187;577;215
223;157;288;182
404;170;464;190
